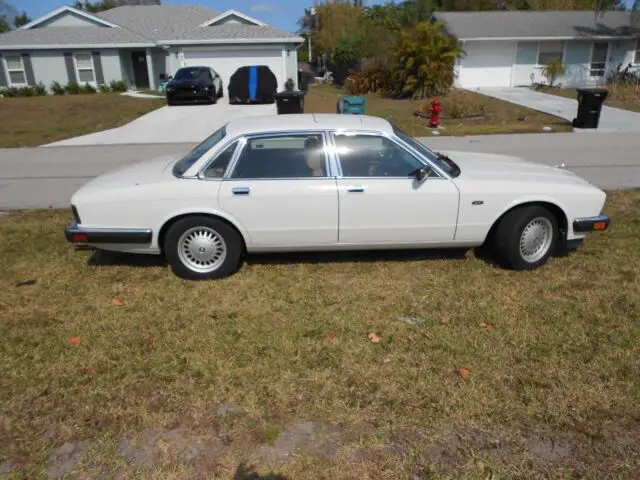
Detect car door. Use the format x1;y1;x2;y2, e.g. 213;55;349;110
218;132;338;247
331;131;459;245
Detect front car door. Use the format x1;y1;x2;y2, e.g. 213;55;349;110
330;131;459;245
218;132;338;248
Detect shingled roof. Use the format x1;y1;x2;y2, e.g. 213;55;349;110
433;11;640;40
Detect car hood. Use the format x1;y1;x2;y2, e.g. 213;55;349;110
441;150;591;186
73;156;177;199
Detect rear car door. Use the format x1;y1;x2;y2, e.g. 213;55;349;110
218;132;338;247
331;131;459;244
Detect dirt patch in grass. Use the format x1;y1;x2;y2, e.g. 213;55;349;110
305;84;573;136
0;191;639;478
0;94;165;147
537;85;640;113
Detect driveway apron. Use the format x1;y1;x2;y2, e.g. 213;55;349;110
469;87;640;132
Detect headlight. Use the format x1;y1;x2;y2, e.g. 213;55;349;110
167;87;175;92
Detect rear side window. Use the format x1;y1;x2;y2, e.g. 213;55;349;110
202;142;237;178
230;134;326;179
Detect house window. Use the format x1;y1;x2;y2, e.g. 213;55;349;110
5;54;26;86
590;42;608;78
74;53;95;84
538;41;564;65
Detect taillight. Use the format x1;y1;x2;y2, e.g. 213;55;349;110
71;205;81;224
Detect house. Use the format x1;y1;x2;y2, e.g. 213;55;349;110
433;11;640;88
0;4;303;92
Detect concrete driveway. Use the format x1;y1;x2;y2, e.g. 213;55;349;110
469;87;640;132
46;96;276;147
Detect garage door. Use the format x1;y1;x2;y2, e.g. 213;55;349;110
459;41;515;88
183;48;284;93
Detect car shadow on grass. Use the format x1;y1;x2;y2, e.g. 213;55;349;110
232;463;288;480
86;247;475;270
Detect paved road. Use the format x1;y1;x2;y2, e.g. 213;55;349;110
0;132;638;209
471;87;640;132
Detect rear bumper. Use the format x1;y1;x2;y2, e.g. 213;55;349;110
573;214;610;233
65;223;152;244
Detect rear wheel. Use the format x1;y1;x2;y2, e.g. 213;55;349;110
164;216;242;280
217;84;223;98
210;88;217;104
493;206;558;270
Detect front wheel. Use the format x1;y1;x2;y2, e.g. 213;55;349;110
164;216;243;280
493;206;558;270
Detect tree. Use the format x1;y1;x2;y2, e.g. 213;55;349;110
73;0;160;13
13;11;31;28
0;15;8;33
395;21;463;98
540;58;565;87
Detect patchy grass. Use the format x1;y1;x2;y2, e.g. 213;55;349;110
305;84;573;136
537;85;640;113
1;192;640;478
0;94;165;147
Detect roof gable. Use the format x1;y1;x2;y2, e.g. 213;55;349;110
20;6;119;30
200;10;266;27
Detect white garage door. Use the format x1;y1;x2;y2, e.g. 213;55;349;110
459;41;515;88
183;48;284;93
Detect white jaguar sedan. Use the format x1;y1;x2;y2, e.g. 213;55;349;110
65;114;609;280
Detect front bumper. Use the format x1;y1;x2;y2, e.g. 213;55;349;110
573;214;610;233
166;89;211;103
65;223;152;244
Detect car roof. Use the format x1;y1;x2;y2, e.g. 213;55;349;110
225;114;393;137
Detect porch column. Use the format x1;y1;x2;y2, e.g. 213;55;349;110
146;48;155;89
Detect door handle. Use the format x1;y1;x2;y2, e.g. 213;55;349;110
232;187;250;195
346;185;366;193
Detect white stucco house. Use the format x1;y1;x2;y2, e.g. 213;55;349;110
433;11;640;88
0;4;303;91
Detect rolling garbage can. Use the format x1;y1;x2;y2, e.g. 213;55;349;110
274;90;305;114
572;88;608;129
297;70;312;93
337;96;365;114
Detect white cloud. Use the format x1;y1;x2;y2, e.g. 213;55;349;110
250;4;280;13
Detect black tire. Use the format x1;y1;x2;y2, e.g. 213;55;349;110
164;216;243;280
217;84;223;98
210;88;217;104
493;205;558;270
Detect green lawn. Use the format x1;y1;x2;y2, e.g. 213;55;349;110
305;84;573;136
1;191;639;479
0;94;165;147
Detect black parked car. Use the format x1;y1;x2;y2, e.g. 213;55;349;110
165;66;223;106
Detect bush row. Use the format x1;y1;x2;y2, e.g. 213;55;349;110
0;80;128;97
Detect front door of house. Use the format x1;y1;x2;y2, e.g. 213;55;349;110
131;51;150;89
590;42;609;79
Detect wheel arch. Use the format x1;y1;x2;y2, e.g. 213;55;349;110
158;212;248;255
484;200;569;246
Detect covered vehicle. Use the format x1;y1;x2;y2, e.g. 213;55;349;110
165;66;223;105
65;114;610;280
228;65;277;104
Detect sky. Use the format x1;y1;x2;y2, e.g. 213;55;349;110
14;0;309;32
11;0;639;33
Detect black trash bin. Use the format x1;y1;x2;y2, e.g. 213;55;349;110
297;70;312;93
572;88;608;129
274;90;305;114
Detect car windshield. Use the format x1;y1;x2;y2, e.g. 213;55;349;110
392;126;461;178
172;127;226;177
173;68;207;81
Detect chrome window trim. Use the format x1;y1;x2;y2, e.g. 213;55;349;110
329;130;447;180
224;130;331;181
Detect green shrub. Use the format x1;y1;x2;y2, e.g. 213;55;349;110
82;83;97;94
99;84;110;93
51;81;65;95
0;87;18;97
540;58;565;88
17;86;35;97
65;82;82;95
34;82;47;96
109;80;127;92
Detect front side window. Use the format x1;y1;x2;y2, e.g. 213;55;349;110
333;133;423;178
173;126;226;177
75;53;95;83
392;126;460;177
5;54;26;85
231;134;326;179
202;142;238;178
538;41;564;65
